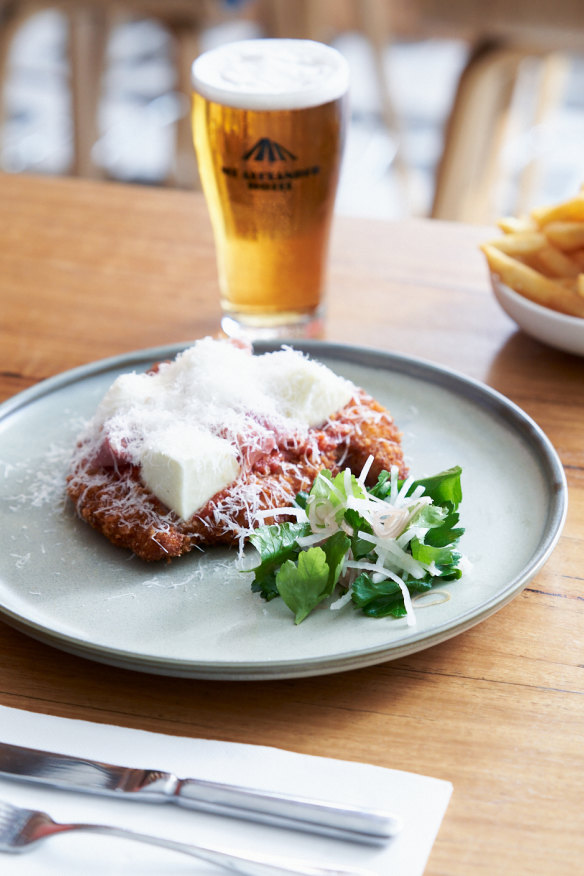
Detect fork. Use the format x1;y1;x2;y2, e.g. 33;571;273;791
0;800;375;875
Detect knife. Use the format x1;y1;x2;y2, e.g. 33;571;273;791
0;743;401;845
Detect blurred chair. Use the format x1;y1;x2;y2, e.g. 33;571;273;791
382;0;580;221
0;0;250;186
430;40;570;222
257;0;580;222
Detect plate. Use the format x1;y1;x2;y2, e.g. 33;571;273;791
491;273;584;356
0;341;567;679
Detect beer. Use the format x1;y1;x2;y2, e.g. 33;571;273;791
191;40;349;337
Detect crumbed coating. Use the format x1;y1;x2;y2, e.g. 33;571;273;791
67;391;407;562
333;397;406;483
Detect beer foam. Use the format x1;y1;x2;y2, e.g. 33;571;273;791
191;39;349;110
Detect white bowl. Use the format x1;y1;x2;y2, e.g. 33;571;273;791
490;274;584;356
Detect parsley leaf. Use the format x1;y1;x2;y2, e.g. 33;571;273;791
274;531;351;624
403;466;463;509
276;548;331;624
351;571;434;618
248;521;308;601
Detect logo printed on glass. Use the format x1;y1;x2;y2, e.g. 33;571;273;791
243;138;297;162
221;137;320;191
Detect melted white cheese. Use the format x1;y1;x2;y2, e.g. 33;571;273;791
260;348;355;427
140;424;240;520
91;338;355;520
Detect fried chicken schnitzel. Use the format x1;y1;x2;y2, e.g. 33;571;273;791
67;341;406;562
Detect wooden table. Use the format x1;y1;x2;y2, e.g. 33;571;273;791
1;173;583;875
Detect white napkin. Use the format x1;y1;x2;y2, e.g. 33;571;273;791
0;705;451;874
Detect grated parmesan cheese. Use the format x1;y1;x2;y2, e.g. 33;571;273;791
71;338;356;522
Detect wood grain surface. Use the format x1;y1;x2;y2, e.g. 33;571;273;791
1;173;582;875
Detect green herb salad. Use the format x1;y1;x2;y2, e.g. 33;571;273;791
248;459;465;625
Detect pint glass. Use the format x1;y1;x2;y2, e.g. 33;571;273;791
191;39;349;338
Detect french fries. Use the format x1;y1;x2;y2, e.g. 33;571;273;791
481;189;584;319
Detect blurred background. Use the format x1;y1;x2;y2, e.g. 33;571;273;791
1;0;583;224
